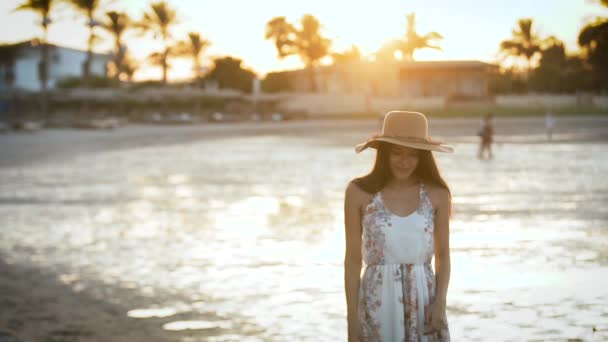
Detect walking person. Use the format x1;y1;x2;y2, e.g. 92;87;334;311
478;113;494;160
344;111;452;341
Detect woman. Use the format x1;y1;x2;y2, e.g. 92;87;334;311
344;111;452;341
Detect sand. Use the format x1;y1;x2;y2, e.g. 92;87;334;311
0;258;183;342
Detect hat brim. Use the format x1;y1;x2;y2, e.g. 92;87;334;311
355;137;454;154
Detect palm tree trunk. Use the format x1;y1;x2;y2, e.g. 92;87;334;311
114;39;122;82
114;43;120;82
193;59;201;80
84;11;94;83
40;23;49;120
308;64;316;92
162;48;168;84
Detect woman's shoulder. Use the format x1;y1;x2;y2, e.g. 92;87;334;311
423;183;451;207
345;180;374;204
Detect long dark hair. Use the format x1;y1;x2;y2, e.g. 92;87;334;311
352;142;451;195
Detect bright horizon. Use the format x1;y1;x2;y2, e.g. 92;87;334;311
1;0;606;81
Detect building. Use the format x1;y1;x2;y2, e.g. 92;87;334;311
399;60;497;98
0;40;111;92
264;60;497;98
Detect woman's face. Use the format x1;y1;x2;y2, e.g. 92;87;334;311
388;145;420;181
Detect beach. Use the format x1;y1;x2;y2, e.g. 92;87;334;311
1;115;607;341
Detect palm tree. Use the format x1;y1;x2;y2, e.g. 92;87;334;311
578;18;608;89
265;14;331;91
175;32;210;80
397;13;443;61
265;16;296;58
136;1;178;83
121;55;138;82
15;0;56;115
500;18;542;74
102;11;129;80
66;0;104;83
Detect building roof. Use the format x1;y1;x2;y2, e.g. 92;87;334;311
267;59;497;77
399;60;497;70
7;39;112;58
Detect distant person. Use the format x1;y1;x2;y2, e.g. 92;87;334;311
478;113;494;160
345;111;452;341
545;111;555;141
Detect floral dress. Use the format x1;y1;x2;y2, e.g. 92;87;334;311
358;183;450;342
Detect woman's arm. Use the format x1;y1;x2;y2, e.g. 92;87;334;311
433;187;451;304
425;186;451;334
344;182;363;341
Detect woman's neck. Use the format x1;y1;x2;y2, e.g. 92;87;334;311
385;177;419;191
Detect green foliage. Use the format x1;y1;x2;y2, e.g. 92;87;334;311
500;18;542;69
529;37;592;93
15;0;54;18
397;13;443;61
578;18;608;90
489;69;528;94
104;11;129;50
203;57;257;93
136;1;179;83
137;1;178;40
262;71;291;93
65;0;104;80
265;14;331;65
174;32;211;78
103;11;131;80
0;44;19;64
265;14;331;91
56;75;115;88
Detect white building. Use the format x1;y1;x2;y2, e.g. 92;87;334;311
0;40;111;92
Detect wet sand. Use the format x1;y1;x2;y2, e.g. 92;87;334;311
0;258;178;342
0;115;607;341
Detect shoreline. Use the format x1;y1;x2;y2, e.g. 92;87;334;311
1;115;607;168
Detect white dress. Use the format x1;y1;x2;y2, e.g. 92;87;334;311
358;183;450;341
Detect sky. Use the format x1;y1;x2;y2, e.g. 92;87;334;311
1;0;607;81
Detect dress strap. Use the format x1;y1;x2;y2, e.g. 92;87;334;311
419;183;435;216
419;182;426;202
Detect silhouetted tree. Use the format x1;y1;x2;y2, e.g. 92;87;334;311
66;0;105;82
265;14;331;92
175;32;210;80
204;57;256;93
578;18;608;91
397;13;443;61
15;0;56;113
137;1;178;83
500;18;542;75
102;11;129;81
262;71;291;93
530;37;591;92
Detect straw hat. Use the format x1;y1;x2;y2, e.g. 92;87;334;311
355;111;453;153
